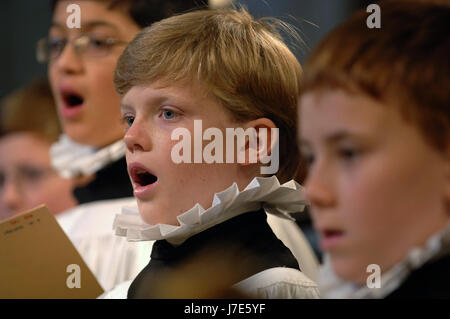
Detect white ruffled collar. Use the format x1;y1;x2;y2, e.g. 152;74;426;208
50;134;126;178
318;222;450;298
113;176;307;245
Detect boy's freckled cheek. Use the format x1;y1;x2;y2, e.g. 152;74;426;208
176;175;186;184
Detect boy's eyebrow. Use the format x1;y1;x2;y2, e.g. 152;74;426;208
120;103;134;113
298;131;356;148
82;20;120;32
120;95;172;111
324;131;353;144
120;89;187;114
298;131;353;145
49;22;65;30
142;92;183;111
50;20;120;33
324;131;375;147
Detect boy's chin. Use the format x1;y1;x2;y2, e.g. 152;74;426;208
63;126;102;147
137;201;180;226
331;257;371;285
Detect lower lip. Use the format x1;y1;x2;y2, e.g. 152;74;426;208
320;233;345;251
60;103;84;119
133;181;158;199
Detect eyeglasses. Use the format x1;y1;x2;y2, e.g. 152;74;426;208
36;34;127;63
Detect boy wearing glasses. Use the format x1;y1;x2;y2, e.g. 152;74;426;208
37;0;206;292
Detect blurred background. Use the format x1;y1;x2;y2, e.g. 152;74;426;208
0;0;376;100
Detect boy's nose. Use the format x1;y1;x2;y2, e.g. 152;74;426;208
53;42;84;75
303;163;336;211
124;119;152;153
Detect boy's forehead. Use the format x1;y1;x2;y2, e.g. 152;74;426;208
121;79;236;121
52;0;135;33
122;79;210;102
299;90;394;140
120;80;211;109
50;20;120;33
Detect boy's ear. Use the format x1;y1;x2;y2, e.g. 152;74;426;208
239;117;277;167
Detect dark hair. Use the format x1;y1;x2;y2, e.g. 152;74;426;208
301;0;450;152
50;0;208;28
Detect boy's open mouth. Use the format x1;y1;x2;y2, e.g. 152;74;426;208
323;229;344;238
129;165;158;187
63;92;84;108
319;227;346;251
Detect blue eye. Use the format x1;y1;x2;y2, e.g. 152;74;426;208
162;109;178;120
122;115;135;128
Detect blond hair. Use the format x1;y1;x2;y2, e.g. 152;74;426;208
1;78;61;142
114;8;303;182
